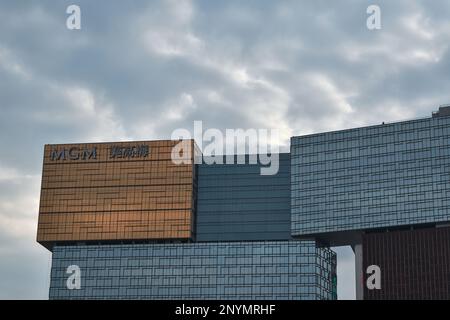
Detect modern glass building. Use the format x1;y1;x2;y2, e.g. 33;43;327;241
362;226;450;300
37;106;450;300
196;154;291;242
38;142;336;300
49;241;336;300
291;109;450;239
290;106;450;299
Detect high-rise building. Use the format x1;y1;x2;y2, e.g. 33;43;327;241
290;106;450;299
362;226;450;300
37;142;336;300
49;241;336;300
291;108;450;241
196;154;291;242
37;140;197;246
37;106;450;299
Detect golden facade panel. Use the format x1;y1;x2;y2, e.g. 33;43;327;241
37;140;196;249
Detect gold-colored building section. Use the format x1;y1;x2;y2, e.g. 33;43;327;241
37;140;197;249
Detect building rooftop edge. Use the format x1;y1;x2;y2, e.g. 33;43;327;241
291;106;450;141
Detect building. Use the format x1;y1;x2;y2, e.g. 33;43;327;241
37;106;450;299
290;106;450;299
49;241;336;300
38;141;336;300
362;226;450;300
37;140;196;246
291;107;450;241
196;154;291;242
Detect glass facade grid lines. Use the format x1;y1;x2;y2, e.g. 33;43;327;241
49;241;336;300
40;110;450;300
291;116;450;236
196;154;291;242
37;140;197;245
363;226;450;300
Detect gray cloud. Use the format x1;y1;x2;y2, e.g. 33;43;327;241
1;0;450;299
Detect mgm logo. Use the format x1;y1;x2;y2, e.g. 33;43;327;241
50;147;97;161
49;144;150;161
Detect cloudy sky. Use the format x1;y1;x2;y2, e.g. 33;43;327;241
1;0;450;299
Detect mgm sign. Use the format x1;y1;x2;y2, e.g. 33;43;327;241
50;144;150;161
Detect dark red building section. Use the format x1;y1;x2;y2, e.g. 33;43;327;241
363;226;450;300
